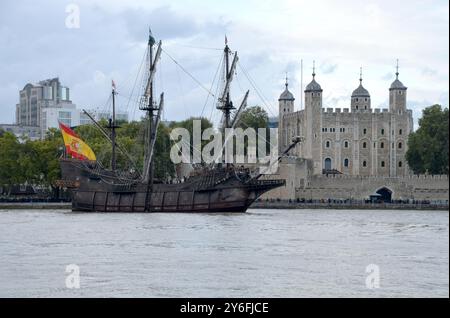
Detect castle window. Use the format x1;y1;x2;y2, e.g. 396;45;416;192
364;106;367;110
380;142;384;149
381;129;385;135
363;128;367;134
399;129;402;135
344;141;349;148
344;158;349;167
363;142;367;148
326;141;330;148
398;142;402;149
365;98;368;102
399;161;402;167
356;106;359;110
381;161;385;167
356;98;359;102
362;161;367;167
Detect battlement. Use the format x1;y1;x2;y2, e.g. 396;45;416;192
317;174;449;181
318;107;392;115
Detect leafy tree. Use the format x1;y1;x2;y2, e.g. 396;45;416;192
169;117;214;162
236;105;269;131
0;132;24;192
235;105;270;155
406;104;449;174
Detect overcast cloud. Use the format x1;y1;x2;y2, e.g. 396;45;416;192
0;0;448;128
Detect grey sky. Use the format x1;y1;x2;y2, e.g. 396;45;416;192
0;0;448;128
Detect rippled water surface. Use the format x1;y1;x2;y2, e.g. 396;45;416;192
0;209;448;297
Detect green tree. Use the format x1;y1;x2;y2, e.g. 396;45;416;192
236;105;269;131
169;117;213;162
406;104;449;174
235;106;270;155
0;132;25;192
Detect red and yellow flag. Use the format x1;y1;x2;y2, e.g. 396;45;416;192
59;122;96;161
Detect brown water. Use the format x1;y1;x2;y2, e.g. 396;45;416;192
0;209;448;297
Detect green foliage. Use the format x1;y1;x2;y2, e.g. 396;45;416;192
406;104;449;174
169;117;214;160
236;105;269;131
0;129;63;190
235;106;270;154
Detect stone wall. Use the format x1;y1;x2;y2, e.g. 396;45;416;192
296;174;449;202
263;158;449;202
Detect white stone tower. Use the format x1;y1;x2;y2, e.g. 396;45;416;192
389;60;407;113
278;75;295;153
304;61;323;174
388;60;411;177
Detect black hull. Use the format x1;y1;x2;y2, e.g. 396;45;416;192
60;159;284;213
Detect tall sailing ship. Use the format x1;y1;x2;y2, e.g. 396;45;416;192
59;30;301;212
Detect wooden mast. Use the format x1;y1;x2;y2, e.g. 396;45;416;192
217;37;238;166
140;28;163;211
107;80;119;171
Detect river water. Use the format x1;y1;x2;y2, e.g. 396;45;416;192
0;209;448;297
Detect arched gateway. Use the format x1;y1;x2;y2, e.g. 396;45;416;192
376;187;392;202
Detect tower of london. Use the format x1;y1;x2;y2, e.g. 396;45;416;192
278;63;414;177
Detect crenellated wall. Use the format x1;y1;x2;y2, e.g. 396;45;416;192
263;159;449;202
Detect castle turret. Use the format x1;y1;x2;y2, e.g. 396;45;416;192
351;67;371;111
389;60;407;113
279;76;295;114
278;75;295;152
304;61;323;173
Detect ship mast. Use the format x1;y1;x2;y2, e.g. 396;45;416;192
107;80;119;171
217;37;238;130
217;37;239;166
141;29;162;184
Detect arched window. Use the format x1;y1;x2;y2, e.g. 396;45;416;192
344;158;349;167
324;158;332;170
399;129;402;135
363;142;367;148
363;128;367;134
398;142;402;149
380;142;384;149
399;161;402;167
356;106;359;110
381;129;385;135
326;141;330;148
362;161;367;167
381;161;385;167
344;141;349;148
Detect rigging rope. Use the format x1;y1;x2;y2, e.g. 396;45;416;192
161;48;216;98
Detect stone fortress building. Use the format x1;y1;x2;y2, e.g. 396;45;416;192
261;62;448;203
278;63;413;177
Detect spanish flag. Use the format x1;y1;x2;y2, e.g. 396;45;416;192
59;122;96;161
